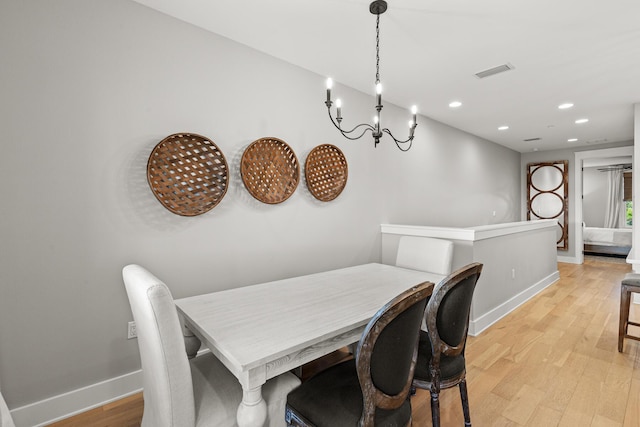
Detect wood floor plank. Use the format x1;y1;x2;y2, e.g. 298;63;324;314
501;383;546;425
623;378;640;427
526;405;563;427
596;363;632;424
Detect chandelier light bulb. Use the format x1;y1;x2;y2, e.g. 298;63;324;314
336;99;342;108
326;78;333;103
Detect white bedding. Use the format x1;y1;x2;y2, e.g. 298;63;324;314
583;226;632;247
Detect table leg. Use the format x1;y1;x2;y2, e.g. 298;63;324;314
237;385;267;427
182;327;201;359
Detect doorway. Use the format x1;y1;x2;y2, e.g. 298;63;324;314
574;146;634;264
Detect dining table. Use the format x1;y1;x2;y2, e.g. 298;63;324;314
174;262;444;427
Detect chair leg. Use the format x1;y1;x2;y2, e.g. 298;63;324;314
430;389;440;427
459;379;471;427
620;286;631;352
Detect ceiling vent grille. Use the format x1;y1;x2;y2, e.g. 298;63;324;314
523;137;541;142
475;63;515;79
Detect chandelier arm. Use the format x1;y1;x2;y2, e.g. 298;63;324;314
381;128;415;151
327;108;376;140
336;123;375;141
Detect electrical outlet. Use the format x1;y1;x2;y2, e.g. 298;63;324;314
127;321;137;339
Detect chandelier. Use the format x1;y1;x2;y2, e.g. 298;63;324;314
325;0;417;152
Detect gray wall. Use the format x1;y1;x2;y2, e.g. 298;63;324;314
0;0;521;409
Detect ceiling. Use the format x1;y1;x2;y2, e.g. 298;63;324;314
132;0;640;153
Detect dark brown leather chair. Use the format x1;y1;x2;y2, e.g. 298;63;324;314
285;280;434;427
413;262;483;427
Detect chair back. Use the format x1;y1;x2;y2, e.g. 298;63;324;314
395;236;454;275
425;263;483;360
122;264;196;427
356;281;433;426
0;387;15;427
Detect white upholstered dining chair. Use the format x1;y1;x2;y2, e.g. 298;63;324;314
0;386;15;427
123;264;301;427
395;235;454;275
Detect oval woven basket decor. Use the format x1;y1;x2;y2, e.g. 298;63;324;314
305;144;348;202
147;133;229;216
241;137;300;204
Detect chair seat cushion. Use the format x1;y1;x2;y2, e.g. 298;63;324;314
286;359;411;427
191;352;301;427
622;273;640;288
414;331;466;383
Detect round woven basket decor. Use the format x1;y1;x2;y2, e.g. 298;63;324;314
147;133;229;216
305;144;348;202
241;137;300;204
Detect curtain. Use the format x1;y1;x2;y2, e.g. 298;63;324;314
604;167;624;228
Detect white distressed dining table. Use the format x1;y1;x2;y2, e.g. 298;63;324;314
174;262;444;427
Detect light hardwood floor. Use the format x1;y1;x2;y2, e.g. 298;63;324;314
48;258;639;426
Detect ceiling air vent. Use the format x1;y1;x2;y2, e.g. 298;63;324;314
585;138;608;144
475;63;515;79
523;137;541;142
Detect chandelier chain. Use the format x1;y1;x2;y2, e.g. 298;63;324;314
375;14;380;84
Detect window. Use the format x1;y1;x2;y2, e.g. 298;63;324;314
624;172;632;227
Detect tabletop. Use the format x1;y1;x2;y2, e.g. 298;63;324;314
175;263;443;376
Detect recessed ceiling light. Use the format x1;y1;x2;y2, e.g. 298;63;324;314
575;118;589;124
498;126;509;130
449;101;462;108
558;103;574;109
567;138;578;142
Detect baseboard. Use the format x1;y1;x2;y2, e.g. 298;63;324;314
557;255;579;264
468;270;560;336
10;370;142;427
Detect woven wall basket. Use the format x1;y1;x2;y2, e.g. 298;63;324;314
147;133;229;216
305;144;348;202
241;137;300;204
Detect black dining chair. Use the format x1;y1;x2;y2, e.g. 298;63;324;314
285;280;434;427
412;262;483;427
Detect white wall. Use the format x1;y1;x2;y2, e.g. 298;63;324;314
0;0;521;416
583;166;607;227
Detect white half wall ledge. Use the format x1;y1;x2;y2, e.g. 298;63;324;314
381;219;557;242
